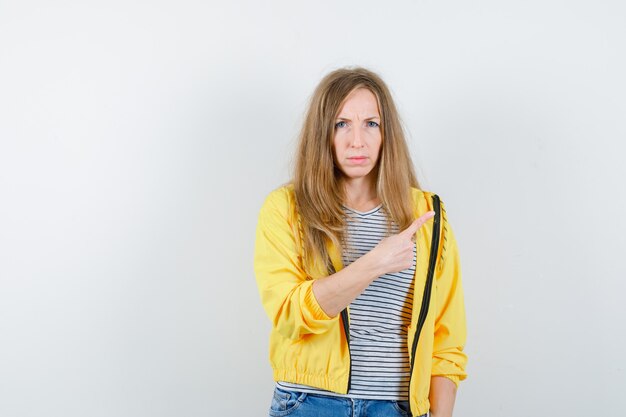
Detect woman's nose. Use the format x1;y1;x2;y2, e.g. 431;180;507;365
350;129;364;147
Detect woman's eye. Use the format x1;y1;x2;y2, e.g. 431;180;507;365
335;121;347;128
367;121;379;128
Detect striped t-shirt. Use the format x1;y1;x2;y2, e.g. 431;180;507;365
277;203;417;400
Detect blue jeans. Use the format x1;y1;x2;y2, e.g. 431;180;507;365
268;386;428;417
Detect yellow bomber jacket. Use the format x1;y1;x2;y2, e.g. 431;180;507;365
253;184;468;416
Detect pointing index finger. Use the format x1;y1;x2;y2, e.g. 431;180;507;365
402;210;436;238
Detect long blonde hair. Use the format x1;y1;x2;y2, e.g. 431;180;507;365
291;66;421;273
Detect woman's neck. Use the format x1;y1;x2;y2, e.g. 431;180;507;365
340;177;380;211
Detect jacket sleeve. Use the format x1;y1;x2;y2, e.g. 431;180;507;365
431;199;468;387
253;189;340;341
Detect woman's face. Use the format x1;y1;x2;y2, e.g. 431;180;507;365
332;88;382;184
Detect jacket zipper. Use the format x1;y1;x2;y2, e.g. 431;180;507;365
327;259;352;394
340;307;352;392
407;195;441;417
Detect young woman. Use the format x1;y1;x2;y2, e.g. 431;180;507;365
254;67;468;417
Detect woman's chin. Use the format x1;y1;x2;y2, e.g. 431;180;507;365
338;169;376;181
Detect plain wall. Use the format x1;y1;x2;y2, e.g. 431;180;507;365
1;1;625;416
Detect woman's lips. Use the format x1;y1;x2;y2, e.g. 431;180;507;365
347;156;367;164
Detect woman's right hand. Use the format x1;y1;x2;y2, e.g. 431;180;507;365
367;211;436;276
311;210;436;319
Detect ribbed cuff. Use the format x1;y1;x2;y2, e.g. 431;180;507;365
304;280;334;320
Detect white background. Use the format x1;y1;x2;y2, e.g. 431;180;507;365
1;1;625;416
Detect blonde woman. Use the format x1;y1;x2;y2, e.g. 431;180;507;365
254;67;467;417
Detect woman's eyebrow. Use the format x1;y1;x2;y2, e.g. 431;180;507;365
335;116;380;120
